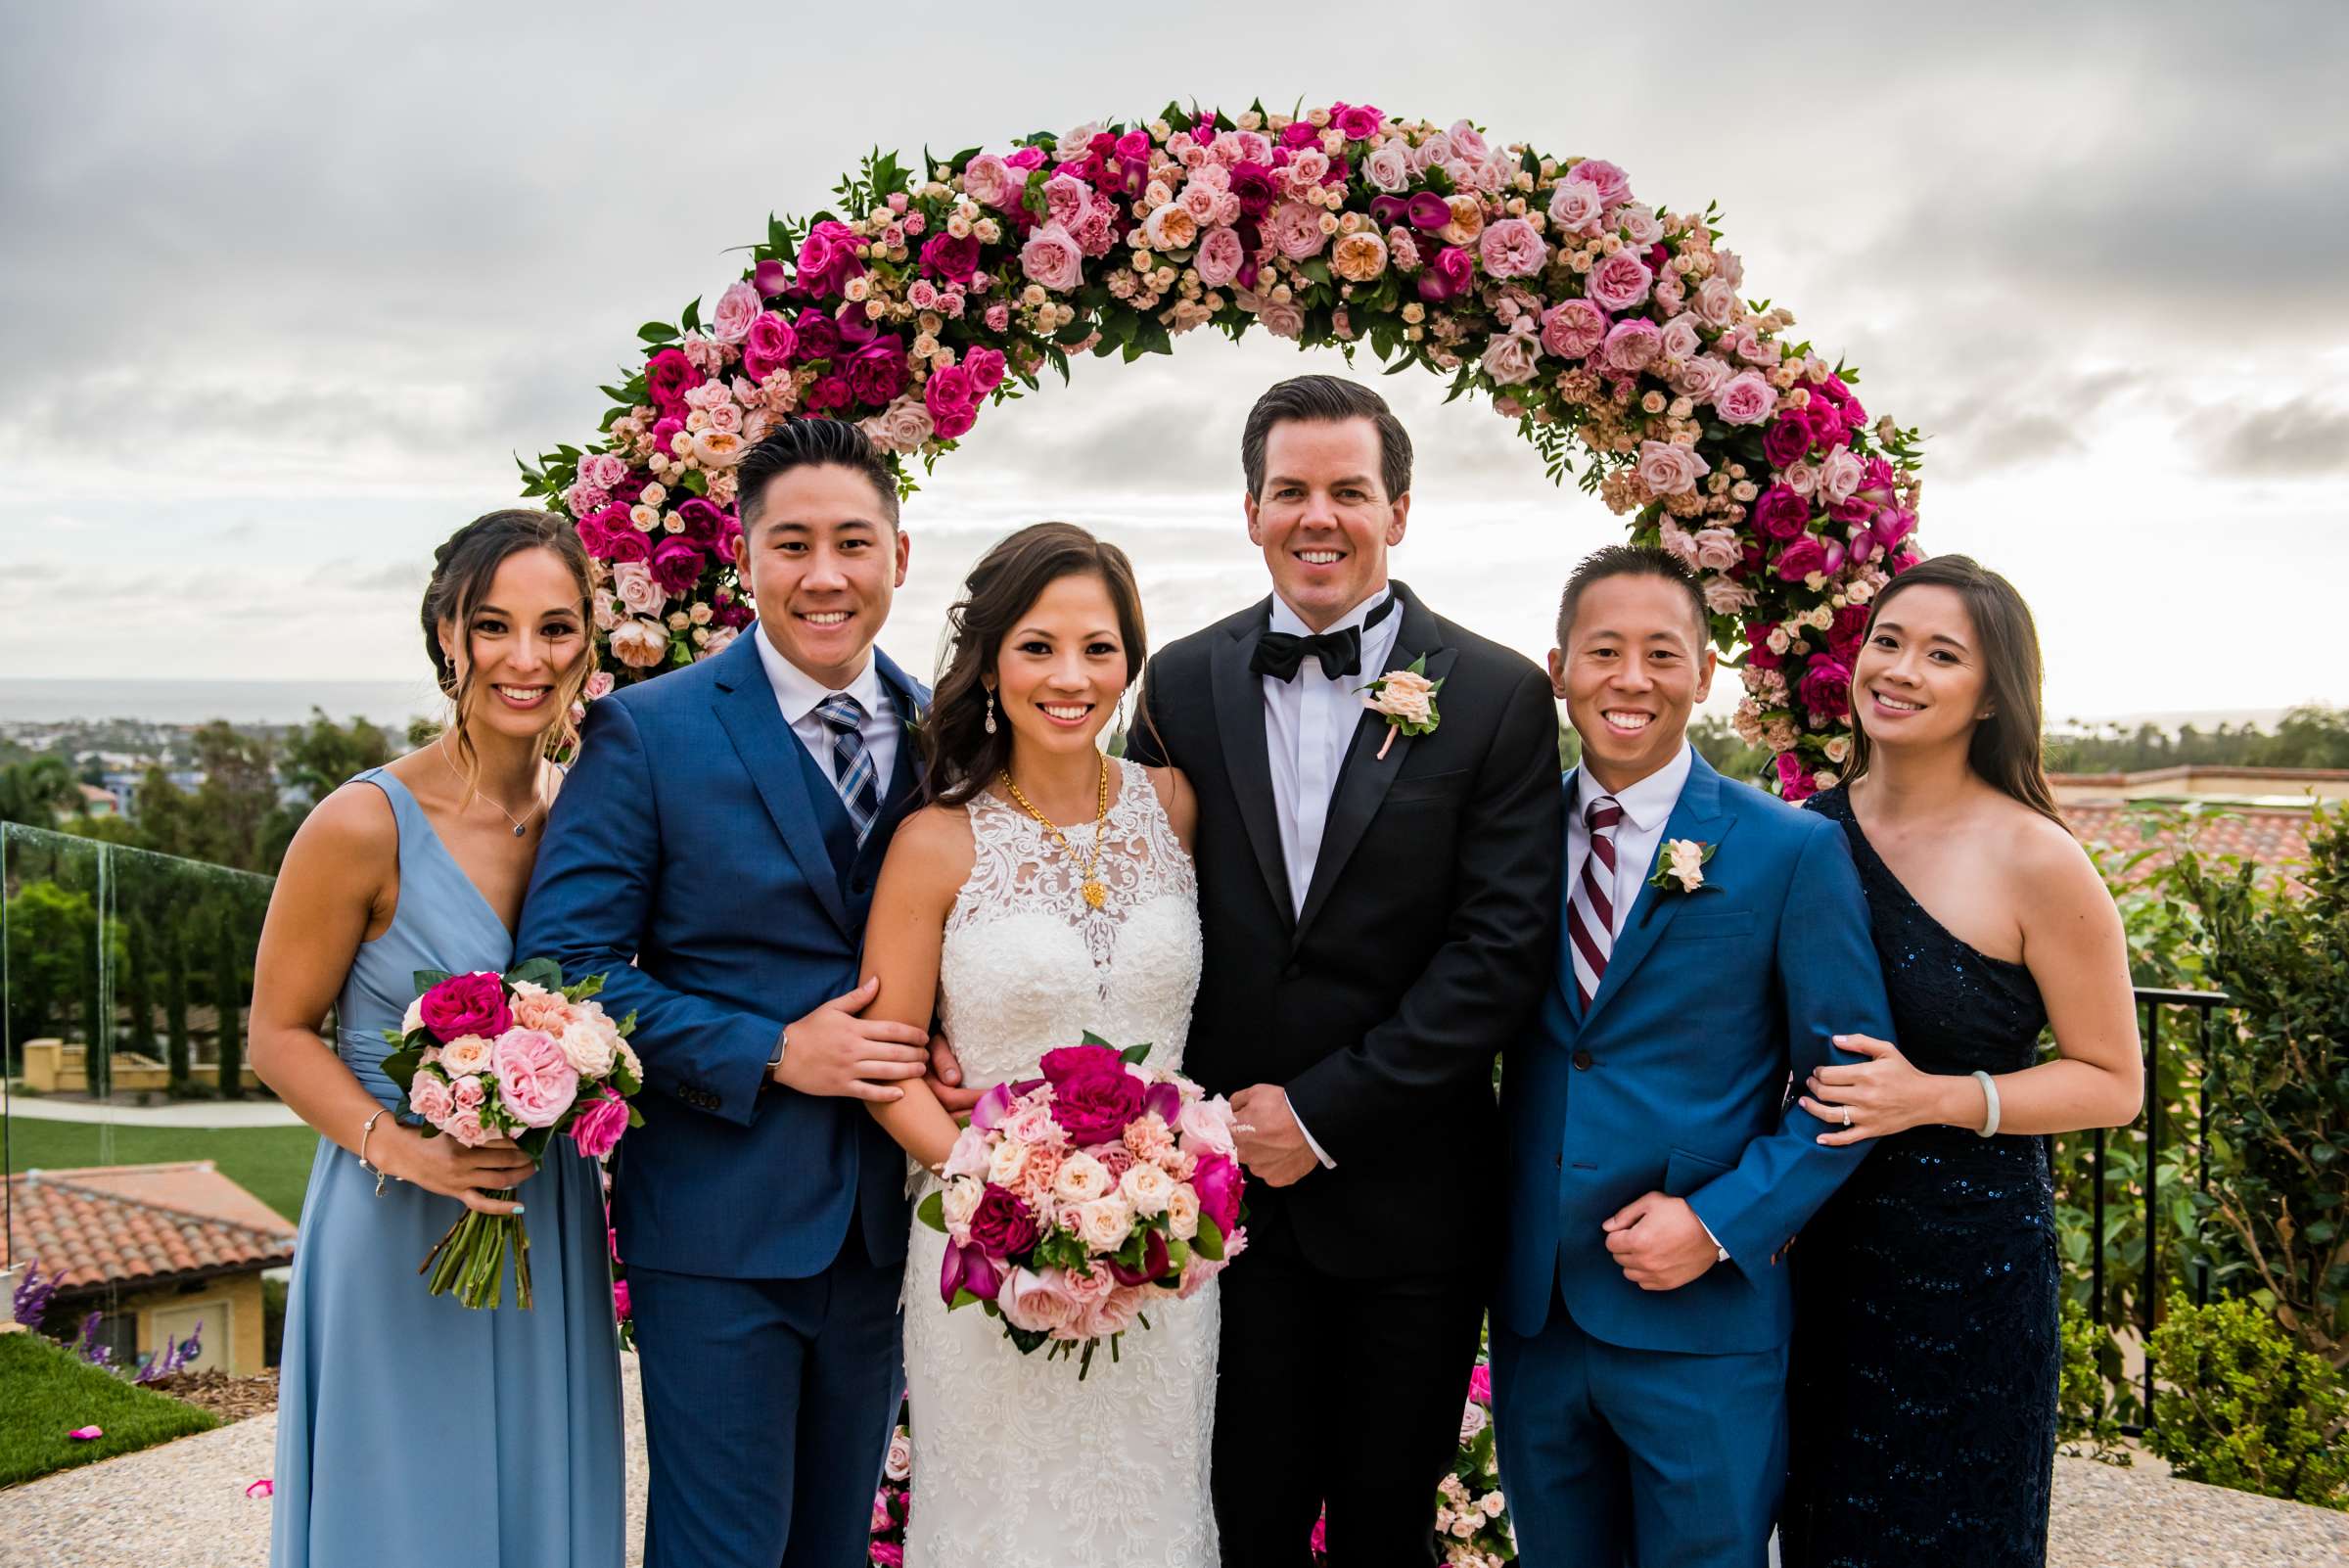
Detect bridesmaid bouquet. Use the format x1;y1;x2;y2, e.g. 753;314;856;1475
380;960;644;1309
918;1034;1245;1378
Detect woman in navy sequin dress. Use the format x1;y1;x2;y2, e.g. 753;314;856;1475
1778;557;2142;1568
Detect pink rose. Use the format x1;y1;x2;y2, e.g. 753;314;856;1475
1541;299;1610;359
1636;439;1711;497
994;1267;1082;1336
1176;1096;1238;1160
1713;371;1776;427
1416;244;1474;301
420;972;510;1042
1546;179;1605;235
710;280;760;346
1194;226;1246;288
791;220;864;300
580;452;628;489
1192;1152;1245;1238
1000;1100;1064;1148
1675;354;1732;401
742;311;799;381
1481;330;1541;387
1694;276;1739;328
1817;446;1865;505
509;986;574;1034
1478;217;1548;280
441;1105;491;1148
1602;318;1663;375
1567;157;1631;208
1018;221;1084;292
1775;535;1828;581
1659;313;1703;363
923;362;979;440
449;1074;484;1110
409;1070;454;1127
491;1027;580;1130
583;671;615;702
1332;102;1386;141
569;1085;630;1160
1267;200;1328;261
960;152;1020;209
1362;141;1411;192
1585;251;1654;313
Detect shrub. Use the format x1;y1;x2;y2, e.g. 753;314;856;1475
2056;1297;2130;1466
2147;1294;2349;1508
2170;802;2349;1367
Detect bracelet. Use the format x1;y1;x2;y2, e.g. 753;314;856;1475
357;1108;395;1196
1970;1070;2002;1138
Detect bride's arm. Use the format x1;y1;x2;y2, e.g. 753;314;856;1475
859;806;972;1174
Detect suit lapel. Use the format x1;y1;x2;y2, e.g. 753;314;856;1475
1558;766;1591;1027
871;649;927;836
1295;584;1454;942
1583;751;1734;1026
711;629;852;936
1210;599;1296;925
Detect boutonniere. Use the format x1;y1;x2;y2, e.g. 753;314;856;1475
1647;837;1719;896
1358;657;1442;760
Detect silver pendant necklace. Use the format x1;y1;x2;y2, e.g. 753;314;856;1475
437;733;541;838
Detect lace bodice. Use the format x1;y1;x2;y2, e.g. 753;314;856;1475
904;757;1217;1568
938;758;1203;1085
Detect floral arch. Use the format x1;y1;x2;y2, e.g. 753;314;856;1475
520;100;1924;798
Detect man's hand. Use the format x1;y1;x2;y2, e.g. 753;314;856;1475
1601;1192;1721;1291
926;1032;986;1117
1230;1084;1318;1188
772;977;930;1102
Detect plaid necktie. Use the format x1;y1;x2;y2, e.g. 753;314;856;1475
813;693;881;846
1566;795;1625;1009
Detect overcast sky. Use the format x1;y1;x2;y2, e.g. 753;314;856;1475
4;1;2342;725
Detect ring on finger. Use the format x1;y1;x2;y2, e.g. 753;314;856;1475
1840;1106;1853;1128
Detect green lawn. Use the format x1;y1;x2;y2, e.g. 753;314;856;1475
3;1119;318;1222
0;1330;220;1488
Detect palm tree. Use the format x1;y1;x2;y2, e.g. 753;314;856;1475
0;758;86;826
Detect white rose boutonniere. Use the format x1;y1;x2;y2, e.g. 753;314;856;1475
1359;657;1443;760
1648;837;1718;896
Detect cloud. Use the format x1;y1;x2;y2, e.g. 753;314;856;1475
2198;397;2349;479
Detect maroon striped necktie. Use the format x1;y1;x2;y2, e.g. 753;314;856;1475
1567;795;1625;1009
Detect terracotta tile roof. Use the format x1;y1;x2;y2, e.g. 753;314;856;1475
4;1163;296;1293
2067;803;2314;871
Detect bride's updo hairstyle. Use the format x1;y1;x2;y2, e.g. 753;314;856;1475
420;508;596;800
925;522;1152;807
1839;553;2063;827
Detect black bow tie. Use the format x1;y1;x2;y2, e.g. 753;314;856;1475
1250;594;1398;683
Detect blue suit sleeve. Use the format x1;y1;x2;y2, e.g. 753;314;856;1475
518;697;780;1127
1684;813;1893;1275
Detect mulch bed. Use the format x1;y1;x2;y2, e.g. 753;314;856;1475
142;1369;278;1424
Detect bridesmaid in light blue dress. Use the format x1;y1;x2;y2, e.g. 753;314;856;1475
251;511;623;1568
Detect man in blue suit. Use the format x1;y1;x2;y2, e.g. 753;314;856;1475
1495;546;1894;1567
517;421;933;1568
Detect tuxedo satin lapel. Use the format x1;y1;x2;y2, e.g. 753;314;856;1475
711;640;852;935
1211;604;1295;923
1294;588;1454;942
1583;753;1732;1026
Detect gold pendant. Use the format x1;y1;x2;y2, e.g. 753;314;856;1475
1082;880;1107;910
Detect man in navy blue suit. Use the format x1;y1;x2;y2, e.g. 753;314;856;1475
1494;547;1895;1567
518;421;933;1568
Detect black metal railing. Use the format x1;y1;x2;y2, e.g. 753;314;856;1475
2074;986;2233;1435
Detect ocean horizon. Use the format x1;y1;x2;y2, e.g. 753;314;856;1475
0;678;444;727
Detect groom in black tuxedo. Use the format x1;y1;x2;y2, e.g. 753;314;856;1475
1129;375;1564;1565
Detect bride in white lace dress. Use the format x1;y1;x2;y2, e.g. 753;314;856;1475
857;525;1218;1568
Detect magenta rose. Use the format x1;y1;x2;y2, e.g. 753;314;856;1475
846;339;907;407
1332;102;1385;141
1775;751;1819;803
1799;657;1854;722
576;505;650;564
742;311;798;381
753;258;788;298
673;497;727;550
924;363;979;439
919;229;981;284
1045;1070;1147;1145
1774;535;1828;581
1806;400;1849;451
966;1182;1040;1259
1585;251;1654;313
1541;300;1610;359
1753;485;1811;541
1191;1151;1244;1237
804;375;852;413
650;537;704;596
1038;1043;1124;1087
491;1027;579;1130
644;348;702;419
793;219;864;300
569;1085;630;1160
420;972;511;1042
1228;161;1277;218
1468;1362;1493;1405
1763;414;1813;470
1744;620;1782;669
1416;244;1474;302
792;308;841;364
1828;603;1871;663
962;346;1007;393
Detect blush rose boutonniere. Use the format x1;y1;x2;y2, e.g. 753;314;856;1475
1647;837;1719;897
1358;657;1443;760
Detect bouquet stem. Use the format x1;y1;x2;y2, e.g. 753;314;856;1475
419;1192;533;1310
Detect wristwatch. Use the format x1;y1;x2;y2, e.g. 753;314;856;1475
766;1029;789;1080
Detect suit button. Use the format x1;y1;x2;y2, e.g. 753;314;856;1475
1572;1049;1593;1071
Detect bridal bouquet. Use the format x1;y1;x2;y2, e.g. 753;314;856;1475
380;961;644;1309
918;1034;1245;1377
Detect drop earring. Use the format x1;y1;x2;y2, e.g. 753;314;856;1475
984;688;997;735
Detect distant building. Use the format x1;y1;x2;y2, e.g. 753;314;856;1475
5;1163;295;1376
98;767;203;822
75;783;118;817
2053;765;2341;872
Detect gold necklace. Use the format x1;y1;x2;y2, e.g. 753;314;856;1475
999;754;1112;910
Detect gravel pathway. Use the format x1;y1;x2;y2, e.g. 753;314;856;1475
5;1359;2343;1566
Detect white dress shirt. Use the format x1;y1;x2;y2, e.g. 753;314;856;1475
1261;585;1404;1170
1566;742;1693;939
1568;742;1728;1260
753;623;898;793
